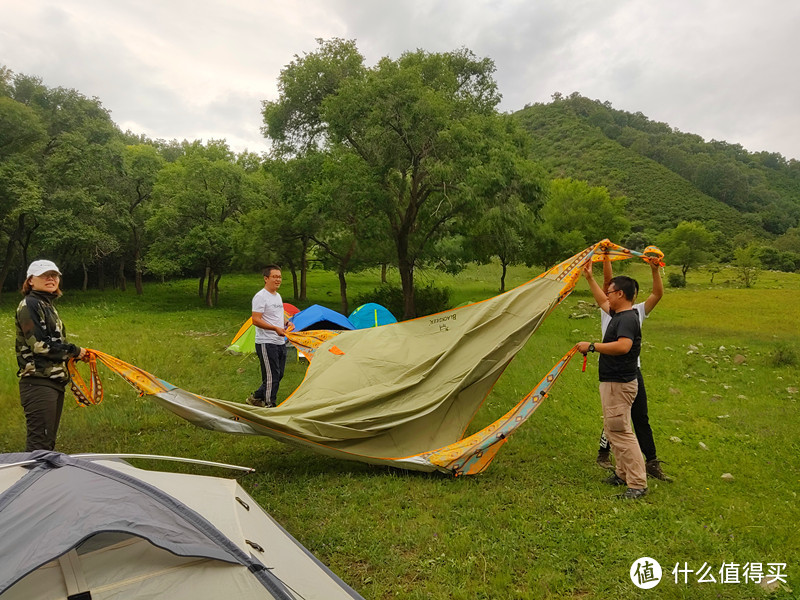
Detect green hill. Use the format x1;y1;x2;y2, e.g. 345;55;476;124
515;94;800;240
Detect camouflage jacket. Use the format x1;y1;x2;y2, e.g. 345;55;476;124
15;290;82;388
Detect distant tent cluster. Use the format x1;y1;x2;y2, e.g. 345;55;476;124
227;303;397;355
68;241;664;477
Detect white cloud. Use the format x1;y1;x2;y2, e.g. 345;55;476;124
1;0;797;159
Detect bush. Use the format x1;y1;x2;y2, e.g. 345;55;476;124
769;343;798;367
353;283;451;320
667;273;686;288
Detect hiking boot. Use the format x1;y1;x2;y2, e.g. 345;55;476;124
264;401;276;408
596;449;614;470
618;487;648;500
604;472;627;486
646;459;673;482
246;394;266;408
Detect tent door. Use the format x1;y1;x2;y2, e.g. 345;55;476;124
58;549;91;599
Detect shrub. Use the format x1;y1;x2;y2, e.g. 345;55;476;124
769;343;798;367
353;283;451;320
667;273;686;288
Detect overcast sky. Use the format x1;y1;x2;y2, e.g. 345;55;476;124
2;0;798;160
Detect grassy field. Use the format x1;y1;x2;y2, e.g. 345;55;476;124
1;262;798;599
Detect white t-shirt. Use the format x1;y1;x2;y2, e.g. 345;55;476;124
252;288;284;344
600;302;646;368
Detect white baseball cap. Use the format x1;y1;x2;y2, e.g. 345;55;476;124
27;260;62;277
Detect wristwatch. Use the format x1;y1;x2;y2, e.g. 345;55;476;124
588;343;596;353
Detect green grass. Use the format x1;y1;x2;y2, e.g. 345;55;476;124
1;263;798;599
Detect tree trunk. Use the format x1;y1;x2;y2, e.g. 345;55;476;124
204;266;214;307
0;236;17;298
288;260;299;300
500;261;507;293
213;272;221;306
20;217;36;271
396;227;416;319
82;261;89;292
381;263;388;284
198;272;206;298
398;256;415;319
299;237;309;301
338;268;348;315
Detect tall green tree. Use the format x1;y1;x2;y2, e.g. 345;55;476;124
114;143;164;293
264;39;543;318
529;178;630;268
0;93;46;295
147;141;269;306
2;73;123;290
262;38;366;155
465;134;546;291
311;148;387;313
658;220;715;283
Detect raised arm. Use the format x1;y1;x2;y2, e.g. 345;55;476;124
643;260;663;315
583;262;610;313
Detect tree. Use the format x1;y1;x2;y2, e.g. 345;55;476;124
734;244;761;288
117;144;164;293
464;127;546;291
5;75;124;291
310;147;387;313
267;153;326;300
147;141;270;306
262;38;366;155
706;262;722;283
0;95;46;295
468;200;535;292
658;221;715;283
529;178;630;268
775;227;800;254
264;39;543;318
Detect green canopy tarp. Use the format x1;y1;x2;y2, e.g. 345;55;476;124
72;241;662;475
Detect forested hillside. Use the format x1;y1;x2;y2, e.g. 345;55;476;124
515;94;800;240
4;59;800;306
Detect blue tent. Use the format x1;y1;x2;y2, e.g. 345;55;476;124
348;303;397;329
292;304;355;331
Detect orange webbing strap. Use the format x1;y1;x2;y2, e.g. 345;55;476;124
68;352;103;406
68;349;172;406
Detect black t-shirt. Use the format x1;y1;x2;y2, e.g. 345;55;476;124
598;309;641;383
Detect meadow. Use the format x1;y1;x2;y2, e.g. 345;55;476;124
1;261;798;599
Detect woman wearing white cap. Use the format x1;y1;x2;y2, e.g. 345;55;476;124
15;260;86;451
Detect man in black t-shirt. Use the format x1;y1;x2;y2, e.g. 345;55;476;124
577;275;648;500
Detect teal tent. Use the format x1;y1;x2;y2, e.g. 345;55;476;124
348;303;397;329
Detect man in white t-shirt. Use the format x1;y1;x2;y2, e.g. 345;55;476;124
246;265;287;408
585;253;671;482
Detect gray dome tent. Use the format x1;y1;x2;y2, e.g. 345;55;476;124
0;452;363;600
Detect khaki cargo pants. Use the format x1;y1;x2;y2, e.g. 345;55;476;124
599;380;647;489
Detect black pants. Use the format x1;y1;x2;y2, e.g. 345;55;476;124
20;381;65;451
254;342;287;405
598;369;657;462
